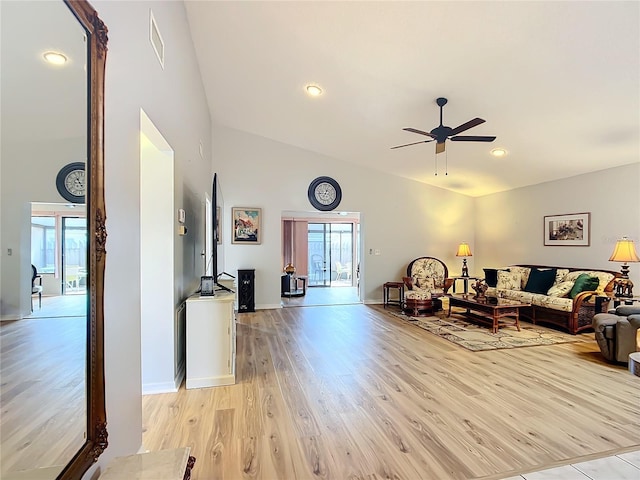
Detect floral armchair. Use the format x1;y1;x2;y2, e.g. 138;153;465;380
402;257;452;300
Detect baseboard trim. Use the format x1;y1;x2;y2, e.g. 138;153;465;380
142;381;179;395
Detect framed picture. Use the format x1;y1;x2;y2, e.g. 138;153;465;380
200;276;214;296
232;207;262;244
216;206;221;244
544;212;590;246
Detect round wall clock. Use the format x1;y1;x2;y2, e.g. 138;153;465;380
56;162;86;203
308;176;342;211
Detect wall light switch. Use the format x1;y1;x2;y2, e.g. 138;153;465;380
7;248;12;256
178;208;185;223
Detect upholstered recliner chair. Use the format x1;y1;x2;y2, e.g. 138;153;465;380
402;257;452;315
592;305;640;363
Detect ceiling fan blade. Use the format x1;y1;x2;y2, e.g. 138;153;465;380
403;127;437;139
450;135;496;142
435;142;445;154
449;117;485;136
390;139;434;149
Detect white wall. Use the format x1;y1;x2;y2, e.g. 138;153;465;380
475;163;640;287
213;126;476;307
90;0;212;476
0;134;85;319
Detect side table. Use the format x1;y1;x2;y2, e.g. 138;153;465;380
383;281;404;309
449;276;481;294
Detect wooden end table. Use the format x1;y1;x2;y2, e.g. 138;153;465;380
383;281;404;309
447;294;529;333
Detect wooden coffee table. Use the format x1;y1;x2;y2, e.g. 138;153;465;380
447;294;530;333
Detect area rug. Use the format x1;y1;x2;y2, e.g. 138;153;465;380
387;309;582;352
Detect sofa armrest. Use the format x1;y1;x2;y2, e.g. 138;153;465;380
443;278;454;294
628;314;640;329
593;313;619;330
573;290;598;310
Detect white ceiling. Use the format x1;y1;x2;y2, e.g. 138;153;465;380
185;1;639;197
1;1;87;143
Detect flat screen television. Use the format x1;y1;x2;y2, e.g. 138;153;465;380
212;172;233;293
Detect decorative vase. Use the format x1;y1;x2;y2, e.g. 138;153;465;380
471;279;488;298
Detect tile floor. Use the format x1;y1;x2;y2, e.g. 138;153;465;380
502;450;640;480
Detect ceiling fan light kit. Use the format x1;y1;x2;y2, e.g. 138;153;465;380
391;97;496;155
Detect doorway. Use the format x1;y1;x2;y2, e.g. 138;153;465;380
281;211;361;307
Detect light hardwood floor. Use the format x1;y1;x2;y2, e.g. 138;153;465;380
0;306;86;476
142;304;640;480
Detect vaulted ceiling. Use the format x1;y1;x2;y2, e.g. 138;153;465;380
185;1;639;197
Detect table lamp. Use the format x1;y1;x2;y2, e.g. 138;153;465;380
609;236;639;297
456;242;472;277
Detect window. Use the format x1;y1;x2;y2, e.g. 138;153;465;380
31;216;56;273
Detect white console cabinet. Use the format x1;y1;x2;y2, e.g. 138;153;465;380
185;292;236;389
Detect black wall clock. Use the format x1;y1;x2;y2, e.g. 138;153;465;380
56;162;86;203
308;176;342;211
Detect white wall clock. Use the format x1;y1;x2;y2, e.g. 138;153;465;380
56;162;86;203
308;176;342;211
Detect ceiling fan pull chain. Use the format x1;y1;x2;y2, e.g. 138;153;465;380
434;152;438;176
445;150;448;176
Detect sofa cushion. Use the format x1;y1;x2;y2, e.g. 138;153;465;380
569;273;600;299
547;280;574;297
530;293;573;312
412;276;435;291
554;268;570;284
483;268;499;287
409;258;446;287
509;266;531;289
524;268;557;294
483;268;512;287
565;270;615;294
497;270;521;290
501;289;534;304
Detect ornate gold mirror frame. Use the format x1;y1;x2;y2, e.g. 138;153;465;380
58;1;108;478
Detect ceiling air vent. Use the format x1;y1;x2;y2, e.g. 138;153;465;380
149;10;164;69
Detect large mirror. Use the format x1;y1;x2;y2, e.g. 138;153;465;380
0;1;108;479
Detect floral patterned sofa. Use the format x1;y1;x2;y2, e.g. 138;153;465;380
485;264;620;334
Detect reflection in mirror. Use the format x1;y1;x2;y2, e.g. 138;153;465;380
0;0;108;479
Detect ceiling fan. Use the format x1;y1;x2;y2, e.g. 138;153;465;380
391;97;496;154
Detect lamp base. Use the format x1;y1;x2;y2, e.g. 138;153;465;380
461;259;469;277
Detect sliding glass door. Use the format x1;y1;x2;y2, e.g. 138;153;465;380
307;223;353;287
61;217;87;294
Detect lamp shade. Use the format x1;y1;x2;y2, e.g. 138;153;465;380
609;237;640;263
456;242;472;257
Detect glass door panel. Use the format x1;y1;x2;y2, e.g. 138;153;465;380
308;223;330;287
330;223;353;287
308;222;354;287
62;217;87;294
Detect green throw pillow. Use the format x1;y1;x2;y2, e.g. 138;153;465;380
569;274;600;299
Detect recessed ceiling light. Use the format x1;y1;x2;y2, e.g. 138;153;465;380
490;148;507;157
306;85;322;96
43;51;68;65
